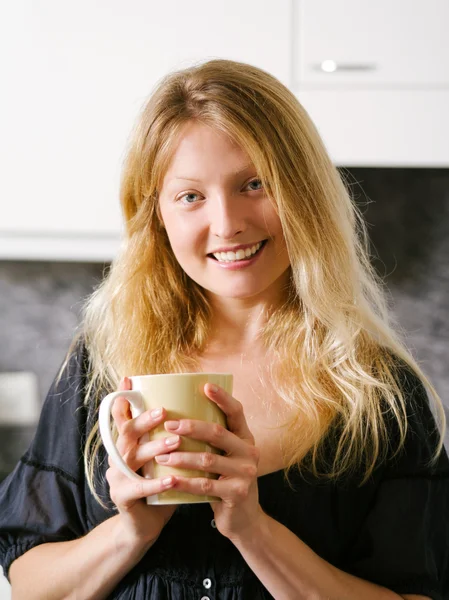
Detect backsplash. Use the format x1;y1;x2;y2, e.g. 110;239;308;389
0;261;106;398
0;168;448;453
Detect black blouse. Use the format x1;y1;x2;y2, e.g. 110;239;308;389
0;343;448;599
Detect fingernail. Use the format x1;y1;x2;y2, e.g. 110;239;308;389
165;435;180;445
162;476;173;486
156;454;170;462
165;420;180;430
151;408;162;418
210;384;219;393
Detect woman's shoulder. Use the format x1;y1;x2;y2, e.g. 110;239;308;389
383;357;449;478
52;334;89;395
21;335;91;473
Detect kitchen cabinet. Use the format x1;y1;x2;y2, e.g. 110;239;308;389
1;1;448;262
295;0;449;87
295;88;449;167
0;1;291;261
294;0;449;167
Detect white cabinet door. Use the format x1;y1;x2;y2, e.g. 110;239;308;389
0;1;291;243
295;0;449;87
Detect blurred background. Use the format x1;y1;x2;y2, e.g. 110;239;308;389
0;2;448;591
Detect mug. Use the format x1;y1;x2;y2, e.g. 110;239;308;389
99;372;233;505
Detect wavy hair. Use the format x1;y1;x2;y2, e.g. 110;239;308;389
64;59;446;508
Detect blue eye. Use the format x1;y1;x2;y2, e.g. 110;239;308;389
179;193;199;204
246;179;263;191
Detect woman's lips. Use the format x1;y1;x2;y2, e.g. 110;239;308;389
207;240;267;270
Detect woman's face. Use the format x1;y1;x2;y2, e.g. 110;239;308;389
158;121;291;301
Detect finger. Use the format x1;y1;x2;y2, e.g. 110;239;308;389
164;418;251;456
106;468;176;509
107;430;182;473
111;377;133;430
112;395;134;457
122;407;168;443
167;475;253;504
171;475;252;502
155;451;258;478
204;384;255;443
119;376;132;392
116;410;166;462
110;378;163;457
122;433;182;472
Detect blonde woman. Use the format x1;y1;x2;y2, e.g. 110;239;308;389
0;59;448;600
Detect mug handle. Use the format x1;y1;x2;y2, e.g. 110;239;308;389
98;390;148;482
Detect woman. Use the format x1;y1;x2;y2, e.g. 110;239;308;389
0;59;448;599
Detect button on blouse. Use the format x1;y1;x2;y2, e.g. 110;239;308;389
203;577;212;589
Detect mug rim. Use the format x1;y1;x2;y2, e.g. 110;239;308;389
129;372;233;379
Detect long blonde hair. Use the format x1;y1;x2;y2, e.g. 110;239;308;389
66;59;445;507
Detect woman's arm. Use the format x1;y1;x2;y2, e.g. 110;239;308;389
9;514;154;600
231;514;430;600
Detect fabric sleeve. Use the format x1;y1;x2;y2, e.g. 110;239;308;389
0;339;90;582
342;367;449;600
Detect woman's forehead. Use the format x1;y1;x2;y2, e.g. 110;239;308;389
160;122;256;188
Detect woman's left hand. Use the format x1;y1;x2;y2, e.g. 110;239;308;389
155;383;264;541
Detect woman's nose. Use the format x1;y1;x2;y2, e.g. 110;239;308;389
209;195;246;239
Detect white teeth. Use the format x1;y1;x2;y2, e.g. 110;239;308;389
213;241;263;262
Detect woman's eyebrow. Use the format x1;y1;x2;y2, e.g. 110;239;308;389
170;164;255;183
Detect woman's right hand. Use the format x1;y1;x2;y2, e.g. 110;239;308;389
105;377;181;548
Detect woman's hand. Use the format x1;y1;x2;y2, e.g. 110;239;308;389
154;383;264;541
105;377;181;549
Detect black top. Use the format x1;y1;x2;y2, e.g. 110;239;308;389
1;342;448;599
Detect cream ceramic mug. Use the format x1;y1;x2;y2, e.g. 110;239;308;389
98;373;233;505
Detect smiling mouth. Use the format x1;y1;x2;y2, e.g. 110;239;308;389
207;239;268;262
